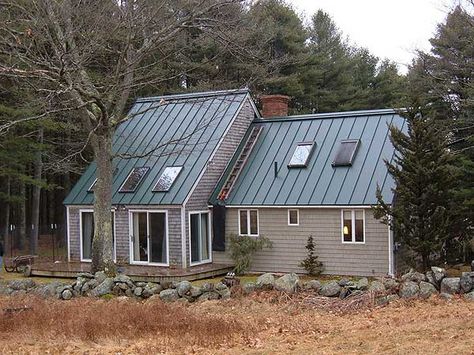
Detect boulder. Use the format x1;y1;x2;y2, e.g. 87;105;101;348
8;279;36;290
32;281;64;298
90;278;114;297
382;278;399;292
460;272;474;294
463;291;474;301
159;281;172;290
114;274;135;288
141;287;152;299
176;281;192;297
401;269;426;283
159;289;179;302
399;281;419;298
339;287;350;299
440;292;454;300
338;278;351;287
198;291;220;301
440;277;460;294
125;288;134;298
256;273;275;289
368;281;386;293
430;266;447;285
77;272;94;279
356;278;369;290
319;281;341;297
243;282;256;294
189;286;203;298
200;282;214;293
61;289;73;300
304;280;321;292
274;273;299;294
149;284;163;295
376;294;400;306
419;281;437;299
134;287;143;297
136;281;147;288
94;271;107;284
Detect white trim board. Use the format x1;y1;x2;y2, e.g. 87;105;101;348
225;205;374;209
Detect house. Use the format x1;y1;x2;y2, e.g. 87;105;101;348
63;89;405;278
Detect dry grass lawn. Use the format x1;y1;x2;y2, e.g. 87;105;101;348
0;292;472;354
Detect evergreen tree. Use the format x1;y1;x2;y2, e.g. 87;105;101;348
373;109;458;269
299;235;323;276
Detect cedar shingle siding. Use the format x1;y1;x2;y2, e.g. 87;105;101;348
213;208;390;276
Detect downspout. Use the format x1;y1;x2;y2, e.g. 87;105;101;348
181;206;187;268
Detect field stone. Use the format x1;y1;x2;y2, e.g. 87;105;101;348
401;269;426;283
94;271;107;284
150;285;163;295
77;272;94;279
62;289;73;300
304;280;322;292
440;292;454;300
274;273;299;294
460;272;474;293
399;281;419;298
112;285;122;296
471;260;474;271
176;281;192;297
319;281;341;297
356;278;369;290
243;282;256;294
125;288;134;297
338;278;351;287
368;281;385;293
189;286;202;298
136;282;146;288
114;274;134;288
90;278;114;297
256;273;275;289
200;282;214;293
431;267;447;284
382;278;399;291
440;277;460;294
159;281;172;290
159;289;179;302
464;291;474;301
419;281;438;299
134;287;143;297
8;279;36;290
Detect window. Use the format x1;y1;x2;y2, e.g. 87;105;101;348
288;142;315;167
288;209;299;226
119;167;149;192
342;209;365;243
130;211;168;264
332;139;360;167
80;211;115;261
239;209;259;236
190;212;211;265
153;166;183;192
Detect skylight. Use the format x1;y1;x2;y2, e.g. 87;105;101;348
288;142;315;168
87;179;97;193
153;166;183;192
332;139;360;167
119;167;149;192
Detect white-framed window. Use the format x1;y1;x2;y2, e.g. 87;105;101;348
341;209;365;243
238;209;259;236
79;210;116;262
189;211;212;266
288;209;299;226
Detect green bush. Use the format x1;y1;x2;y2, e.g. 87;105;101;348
299;235;324;276
228;234;272;275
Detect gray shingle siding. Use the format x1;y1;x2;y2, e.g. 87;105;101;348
184;99;255;266
213;207;390;276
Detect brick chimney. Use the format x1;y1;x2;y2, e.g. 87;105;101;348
260;94;290;118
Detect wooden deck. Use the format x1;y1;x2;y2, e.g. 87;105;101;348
30;261;234;282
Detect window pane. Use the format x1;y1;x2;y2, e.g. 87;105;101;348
132;212;148;262
250;210;258;235
190;214;200;263
239;210;248;235
120;167;149;192
289;210;298;225
343;211;352;242
201;213;209;260
289;143;314;167
153;166;183;192
355;211;364;242
150;212;167;263
333;140;359;166
81;212;94;260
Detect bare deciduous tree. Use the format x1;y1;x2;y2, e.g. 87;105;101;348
0;0;243;274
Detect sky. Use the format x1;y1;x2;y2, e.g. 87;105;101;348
289;0;456;73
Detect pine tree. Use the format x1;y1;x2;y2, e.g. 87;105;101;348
373;109;458;269
300;235;323;276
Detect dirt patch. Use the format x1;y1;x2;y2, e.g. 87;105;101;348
0;294;472;354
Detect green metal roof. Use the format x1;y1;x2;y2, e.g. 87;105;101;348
218;109;406;206
64;89;250;205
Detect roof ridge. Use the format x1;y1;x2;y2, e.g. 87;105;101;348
135;88;249;103
254;108;404;123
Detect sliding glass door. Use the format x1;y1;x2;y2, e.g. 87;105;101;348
130;211;168;265
190;212;211;265
80;210;115;262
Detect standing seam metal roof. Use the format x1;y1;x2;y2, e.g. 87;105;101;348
221;109;406;206
64;89;250;205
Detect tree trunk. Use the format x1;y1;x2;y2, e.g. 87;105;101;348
91;131;115;275
421;252;430;271
18;181;26;251
30;128;43;254
2;177;10;251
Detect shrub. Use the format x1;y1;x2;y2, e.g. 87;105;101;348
299;235;324;276
228;234;272;275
